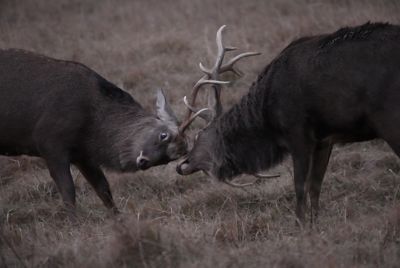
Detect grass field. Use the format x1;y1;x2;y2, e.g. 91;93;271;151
1;0;400;267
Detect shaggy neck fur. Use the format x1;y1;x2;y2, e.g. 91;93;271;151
210;67;288;179
87;102;154;171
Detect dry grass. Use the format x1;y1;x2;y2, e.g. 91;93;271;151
1;0;400;267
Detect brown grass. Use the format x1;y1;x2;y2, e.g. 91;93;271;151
1;0;400;267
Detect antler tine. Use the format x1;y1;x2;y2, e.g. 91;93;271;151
213;25;227;71
220;52;261;74
179;107;211;134
186;75;229;111
187;75;207;111
194;77;230;89
183;96;213;121
183;96;199;113
225;46;238;51
224;173;280;188
207;25;231;119
253;173;280;179
199;62;212;76
180;75;229;132
225;181;257;188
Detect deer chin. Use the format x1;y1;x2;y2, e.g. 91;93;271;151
176;156;211;176
176;158;195;175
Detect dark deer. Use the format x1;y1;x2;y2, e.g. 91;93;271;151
177;23;400;223
0;49;187;214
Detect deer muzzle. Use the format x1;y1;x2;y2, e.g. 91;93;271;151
136;151;150;170
176;157;195;175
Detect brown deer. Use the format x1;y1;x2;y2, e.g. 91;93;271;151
0;49;187;215
177;23;400;223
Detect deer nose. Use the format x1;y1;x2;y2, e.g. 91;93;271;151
137;158;148;169
136;151;150;170
176;159;190;175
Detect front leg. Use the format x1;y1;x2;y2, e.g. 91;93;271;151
290;134;315;224
309;141;333;223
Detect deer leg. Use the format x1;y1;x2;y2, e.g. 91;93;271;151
290;136;315;224
35;134;77;221
309;141;333;224
385;142;400;159
44;156;76;213
34;117;79;216
374;124;400;159
76;161;118;214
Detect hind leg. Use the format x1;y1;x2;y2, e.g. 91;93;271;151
372;113;400;158
76;161;118;214
387;144;400;159
380;138;400;161
371;100;400;157
40;150;76;212
379;128;400;158
34;131;76;216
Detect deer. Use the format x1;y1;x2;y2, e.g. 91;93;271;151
0;49;187;216
176;22;400;223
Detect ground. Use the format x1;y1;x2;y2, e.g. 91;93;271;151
1;0;400;267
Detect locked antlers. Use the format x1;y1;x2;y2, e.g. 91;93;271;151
178;25;261;134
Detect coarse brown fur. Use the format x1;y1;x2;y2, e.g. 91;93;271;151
177;22;400;223
0;49;187;213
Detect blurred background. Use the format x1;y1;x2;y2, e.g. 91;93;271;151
1;0;400;267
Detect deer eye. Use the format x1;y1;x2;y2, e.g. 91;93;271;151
159;132;169;141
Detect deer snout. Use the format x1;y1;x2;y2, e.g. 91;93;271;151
176;158;192;175
136;151;150;170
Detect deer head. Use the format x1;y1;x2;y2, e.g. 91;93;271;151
176;26;278;187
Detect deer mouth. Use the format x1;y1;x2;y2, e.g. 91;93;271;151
176;158;198;175
136;151;150;170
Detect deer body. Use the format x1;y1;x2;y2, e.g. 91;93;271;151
177;23;400;222
0;49;186;212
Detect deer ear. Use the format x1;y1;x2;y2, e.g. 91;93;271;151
156;88;178;125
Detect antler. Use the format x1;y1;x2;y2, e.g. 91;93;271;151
179;25;261;134
224;173;280;188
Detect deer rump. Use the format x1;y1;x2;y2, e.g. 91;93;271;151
0;49;187;214
177;22;400;222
